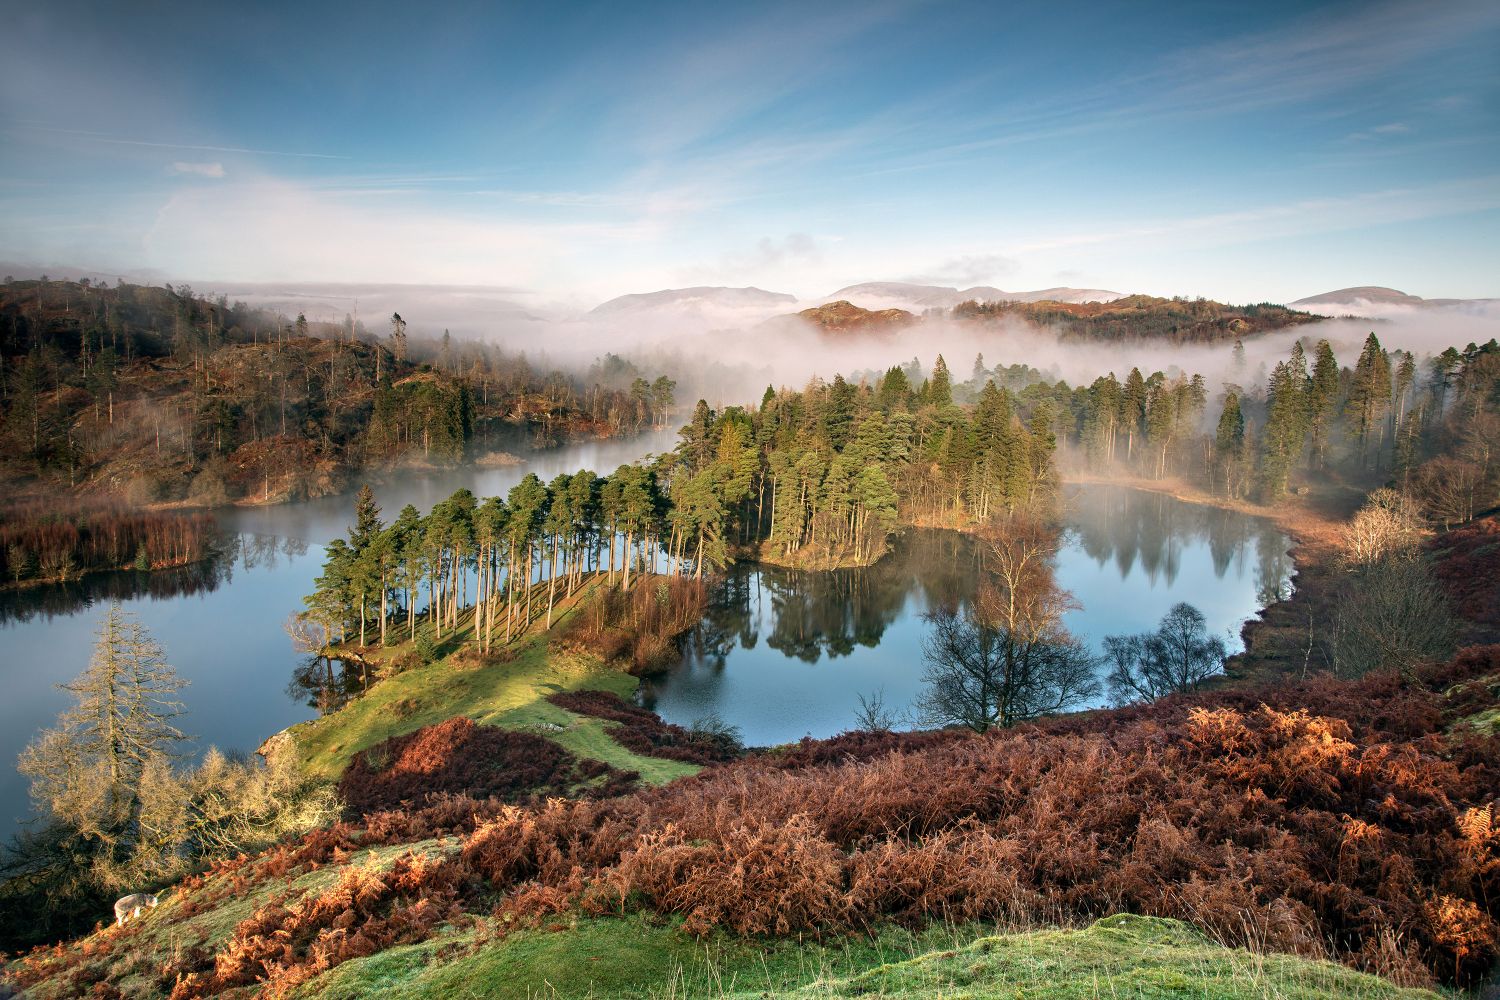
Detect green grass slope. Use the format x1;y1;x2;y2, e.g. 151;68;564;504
287;578;699;787
298;914;1438;1000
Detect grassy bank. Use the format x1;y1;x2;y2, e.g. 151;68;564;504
287;575;699;787
10;888;1440;1000
299;913;1440;1000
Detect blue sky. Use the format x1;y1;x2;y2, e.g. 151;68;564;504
1;0;1497;305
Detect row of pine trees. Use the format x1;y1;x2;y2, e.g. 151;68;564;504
303;359;1062;650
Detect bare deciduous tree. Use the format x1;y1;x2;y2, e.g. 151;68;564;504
18;603;187;845
1414;456;1487;529
1104;602;1226;705
1330;554;1457;680
1342;487;1424;566
919;519;1099;731
853;688;900;732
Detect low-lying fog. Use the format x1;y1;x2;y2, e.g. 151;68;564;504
22;268;1500;408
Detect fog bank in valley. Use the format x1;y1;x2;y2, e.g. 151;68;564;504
234;279;1498;410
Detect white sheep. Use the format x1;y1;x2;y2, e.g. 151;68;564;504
113;892;159;926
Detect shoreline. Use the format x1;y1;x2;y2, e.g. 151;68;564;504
0;552;217;595
1061;472;1361;684
5;424;649;517
263;475;1360;776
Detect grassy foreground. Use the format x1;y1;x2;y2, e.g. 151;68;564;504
4;831;1442;1000
299;913;1437;1000
286;576;699;786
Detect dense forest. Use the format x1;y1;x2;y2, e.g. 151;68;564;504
951;293;1323;344
0;278;675;508
1039;332;1500;517
301;329;1500;679
300;358;1059;662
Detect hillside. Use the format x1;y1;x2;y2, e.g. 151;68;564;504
5;628;1496;997
1292;285;1500;312
829;281;1124;309
0;279;665;511
953;293;1324;344
795;298;917;334
589;286;797;315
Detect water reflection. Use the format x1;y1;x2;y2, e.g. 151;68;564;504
683;530;981;671
648;485;1294;747
1064;486;1269;588
0;430;682;846
286;654;367;716
0;532;312;627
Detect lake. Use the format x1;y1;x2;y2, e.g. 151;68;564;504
643;485;1293;746
0;443;1291;843
0;429;681;844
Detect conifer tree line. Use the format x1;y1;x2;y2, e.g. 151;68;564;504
1192;333;1500;513
0;278;675;503
302;333;1500;654
303;358;1063;651
1007;331;1500;517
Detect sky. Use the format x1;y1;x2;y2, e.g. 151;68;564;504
1;0;1498;308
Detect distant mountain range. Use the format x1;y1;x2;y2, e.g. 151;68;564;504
590;286;798;315
589;282;1124;317
826;282;1125;309
1291;286;1499;312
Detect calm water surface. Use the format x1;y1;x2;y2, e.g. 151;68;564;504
0;461;1290;843
644;485;1293;746
0;430;680;843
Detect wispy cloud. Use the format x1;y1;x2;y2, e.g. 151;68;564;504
907;253;1020;288
170;161;225;178
1010;176;1500;256
838;0;1499;172
1347;122;1411;141
12;125;347;160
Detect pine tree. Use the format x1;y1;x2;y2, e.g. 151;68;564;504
1307;339;1339;467
18;604;187;844
1258;361;1306;498
1121;368;1147;464
927;355;953;408
877;366;912;411
1393;350;1416;433
1347;332;1392;469
679;400;715;472
1144;381;1176;479
388;503;425;640
1213;391;1246;498
824;374;857;449
349;484;383;554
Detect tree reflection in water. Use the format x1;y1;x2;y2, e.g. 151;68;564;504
0;532;308;627
286;654;366;715
679;529;982;671
1064;485;1287;594
644;485;1293;747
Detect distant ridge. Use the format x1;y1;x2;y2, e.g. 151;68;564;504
828;281;1124;309
1290;286;1427;309
590;286;797;314
1291;286;1499;311
795;299;916;334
